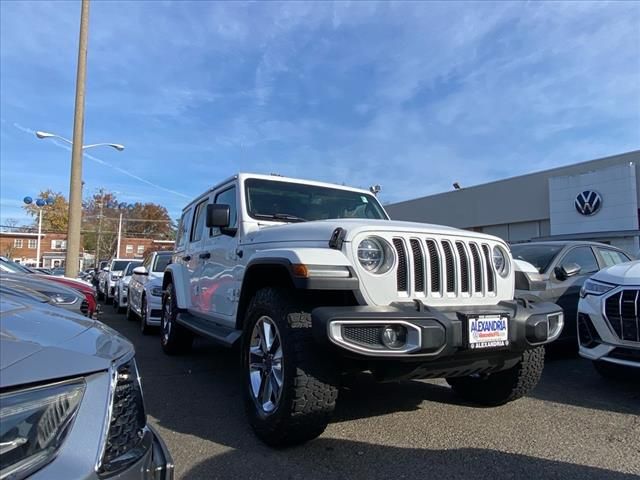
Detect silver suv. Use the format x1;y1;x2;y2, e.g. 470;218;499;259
161;173;564;446
0;293;173;479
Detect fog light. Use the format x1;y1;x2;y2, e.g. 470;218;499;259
381;325;407;349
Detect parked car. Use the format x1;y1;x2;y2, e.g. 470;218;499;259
113;260;143;313
578;260;639;378
512;241;632;346
0;256;98;317
98;258;135;304
128;251;172;334
160;173;563;446
0;292;174;479
0;281;53;305
0;273;89;316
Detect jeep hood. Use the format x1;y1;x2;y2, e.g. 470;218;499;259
245;218;504;245
592;260;640;286
0;296;132;389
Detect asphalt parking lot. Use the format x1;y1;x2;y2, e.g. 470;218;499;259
98;304;640;480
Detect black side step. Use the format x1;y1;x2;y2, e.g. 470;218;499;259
176;312;242;347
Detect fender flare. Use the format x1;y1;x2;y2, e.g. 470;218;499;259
163;263;191;310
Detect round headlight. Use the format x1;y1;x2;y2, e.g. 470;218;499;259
492;246;509;277
357;237;393;274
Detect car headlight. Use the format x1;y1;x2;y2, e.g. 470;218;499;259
150;286;163;297
41;291;78;305
357;237;394;274
580;279;615;298
0;380;85;480
492;246;510;278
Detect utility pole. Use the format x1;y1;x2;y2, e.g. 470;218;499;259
64;0;90;278
95;189;104;266
116;212;123;258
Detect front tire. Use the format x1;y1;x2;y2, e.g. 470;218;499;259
447;346;545;406
140;295;152;335
241;287;339;447
160;282;193;355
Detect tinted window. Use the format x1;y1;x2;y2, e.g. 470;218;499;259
153;254;172;272
190;200;208;242
597;248;631;267
511;244;564;273
125;261;143;275
111;260;131;271
142;254;153;271
245;179;387;222
211;186;238;236
560;247;599;274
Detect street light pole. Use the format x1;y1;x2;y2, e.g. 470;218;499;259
37;209;43;268
116;212;123;258
65;0;90;278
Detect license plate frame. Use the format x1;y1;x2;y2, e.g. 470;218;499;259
467;314;509;350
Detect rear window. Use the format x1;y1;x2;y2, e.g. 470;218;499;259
153;254;171;272
511;244;564;274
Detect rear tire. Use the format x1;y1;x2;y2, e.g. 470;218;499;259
447;346;545;406
241;287;339;447
97;289;104;301
126;302;136;321
160;282;193;355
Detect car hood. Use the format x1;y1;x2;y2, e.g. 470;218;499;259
0;296;133;389
245;218;504;245
592;260;640;286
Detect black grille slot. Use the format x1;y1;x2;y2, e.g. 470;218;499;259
426;240;440;293
343;326;384;349
481;244;495;292
80;299;89;316
455;242;470;293
393;238;408;292
470;243;483;293
410;239;425;293
604;289;639;342
441;241;455;293
101;359;146;472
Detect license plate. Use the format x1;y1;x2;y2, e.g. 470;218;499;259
468;315;509;349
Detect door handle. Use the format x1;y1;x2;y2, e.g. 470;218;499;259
199;252;211;260
183;255;191;261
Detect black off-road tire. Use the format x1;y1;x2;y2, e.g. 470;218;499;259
241;287;339;447
97;289;104;301
160;282;193;355
140;295;153;335
126;302;136;321
446;346;545;406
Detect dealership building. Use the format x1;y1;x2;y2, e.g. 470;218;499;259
386;150;640;255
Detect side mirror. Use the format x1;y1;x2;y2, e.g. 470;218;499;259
206;204;230;228
132;266;148;276
556;263;581;280
102;267;110;272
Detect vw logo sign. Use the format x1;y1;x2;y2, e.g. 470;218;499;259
575;190;602;216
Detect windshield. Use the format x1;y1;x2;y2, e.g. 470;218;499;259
245;179;387;222
125;261;143;275
0;259;33;274
511;244;564;274
153;254;172;272
111;260;131;271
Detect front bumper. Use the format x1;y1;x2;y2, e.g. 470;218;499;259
313;299;563;360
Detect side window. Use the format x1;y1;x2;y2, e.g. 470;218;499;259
176;209;191;250
597;248;631;267
560;247;599;274
190;199;208;243
142;254;153;271
210;186;237;236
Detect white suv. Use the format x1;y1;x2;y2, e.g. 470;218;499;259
578;260;639;377
161;173;564;446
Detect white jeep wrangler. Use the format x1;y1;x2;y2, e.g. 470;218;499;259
161;173;564;446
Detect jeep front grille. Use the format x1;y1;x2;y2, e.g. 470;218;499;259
392;238;497;298
604;289;639;343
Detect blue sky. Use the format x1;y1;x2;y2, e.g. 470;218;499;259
1;1;639;225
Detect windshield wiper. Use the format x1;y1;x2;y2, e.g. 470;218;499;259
253;213;308;223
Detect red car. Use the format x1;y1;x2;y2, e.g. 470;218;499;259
34;274;98;318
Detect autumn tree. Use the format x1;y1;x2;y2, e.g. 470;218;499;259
22;190;69;232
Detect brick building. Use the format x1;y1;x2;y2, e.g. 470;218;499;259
116;237;174;259
0;231;87;268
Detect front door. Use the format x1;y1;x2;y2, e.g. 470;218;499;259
188;197;211;314
198;184;239;323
